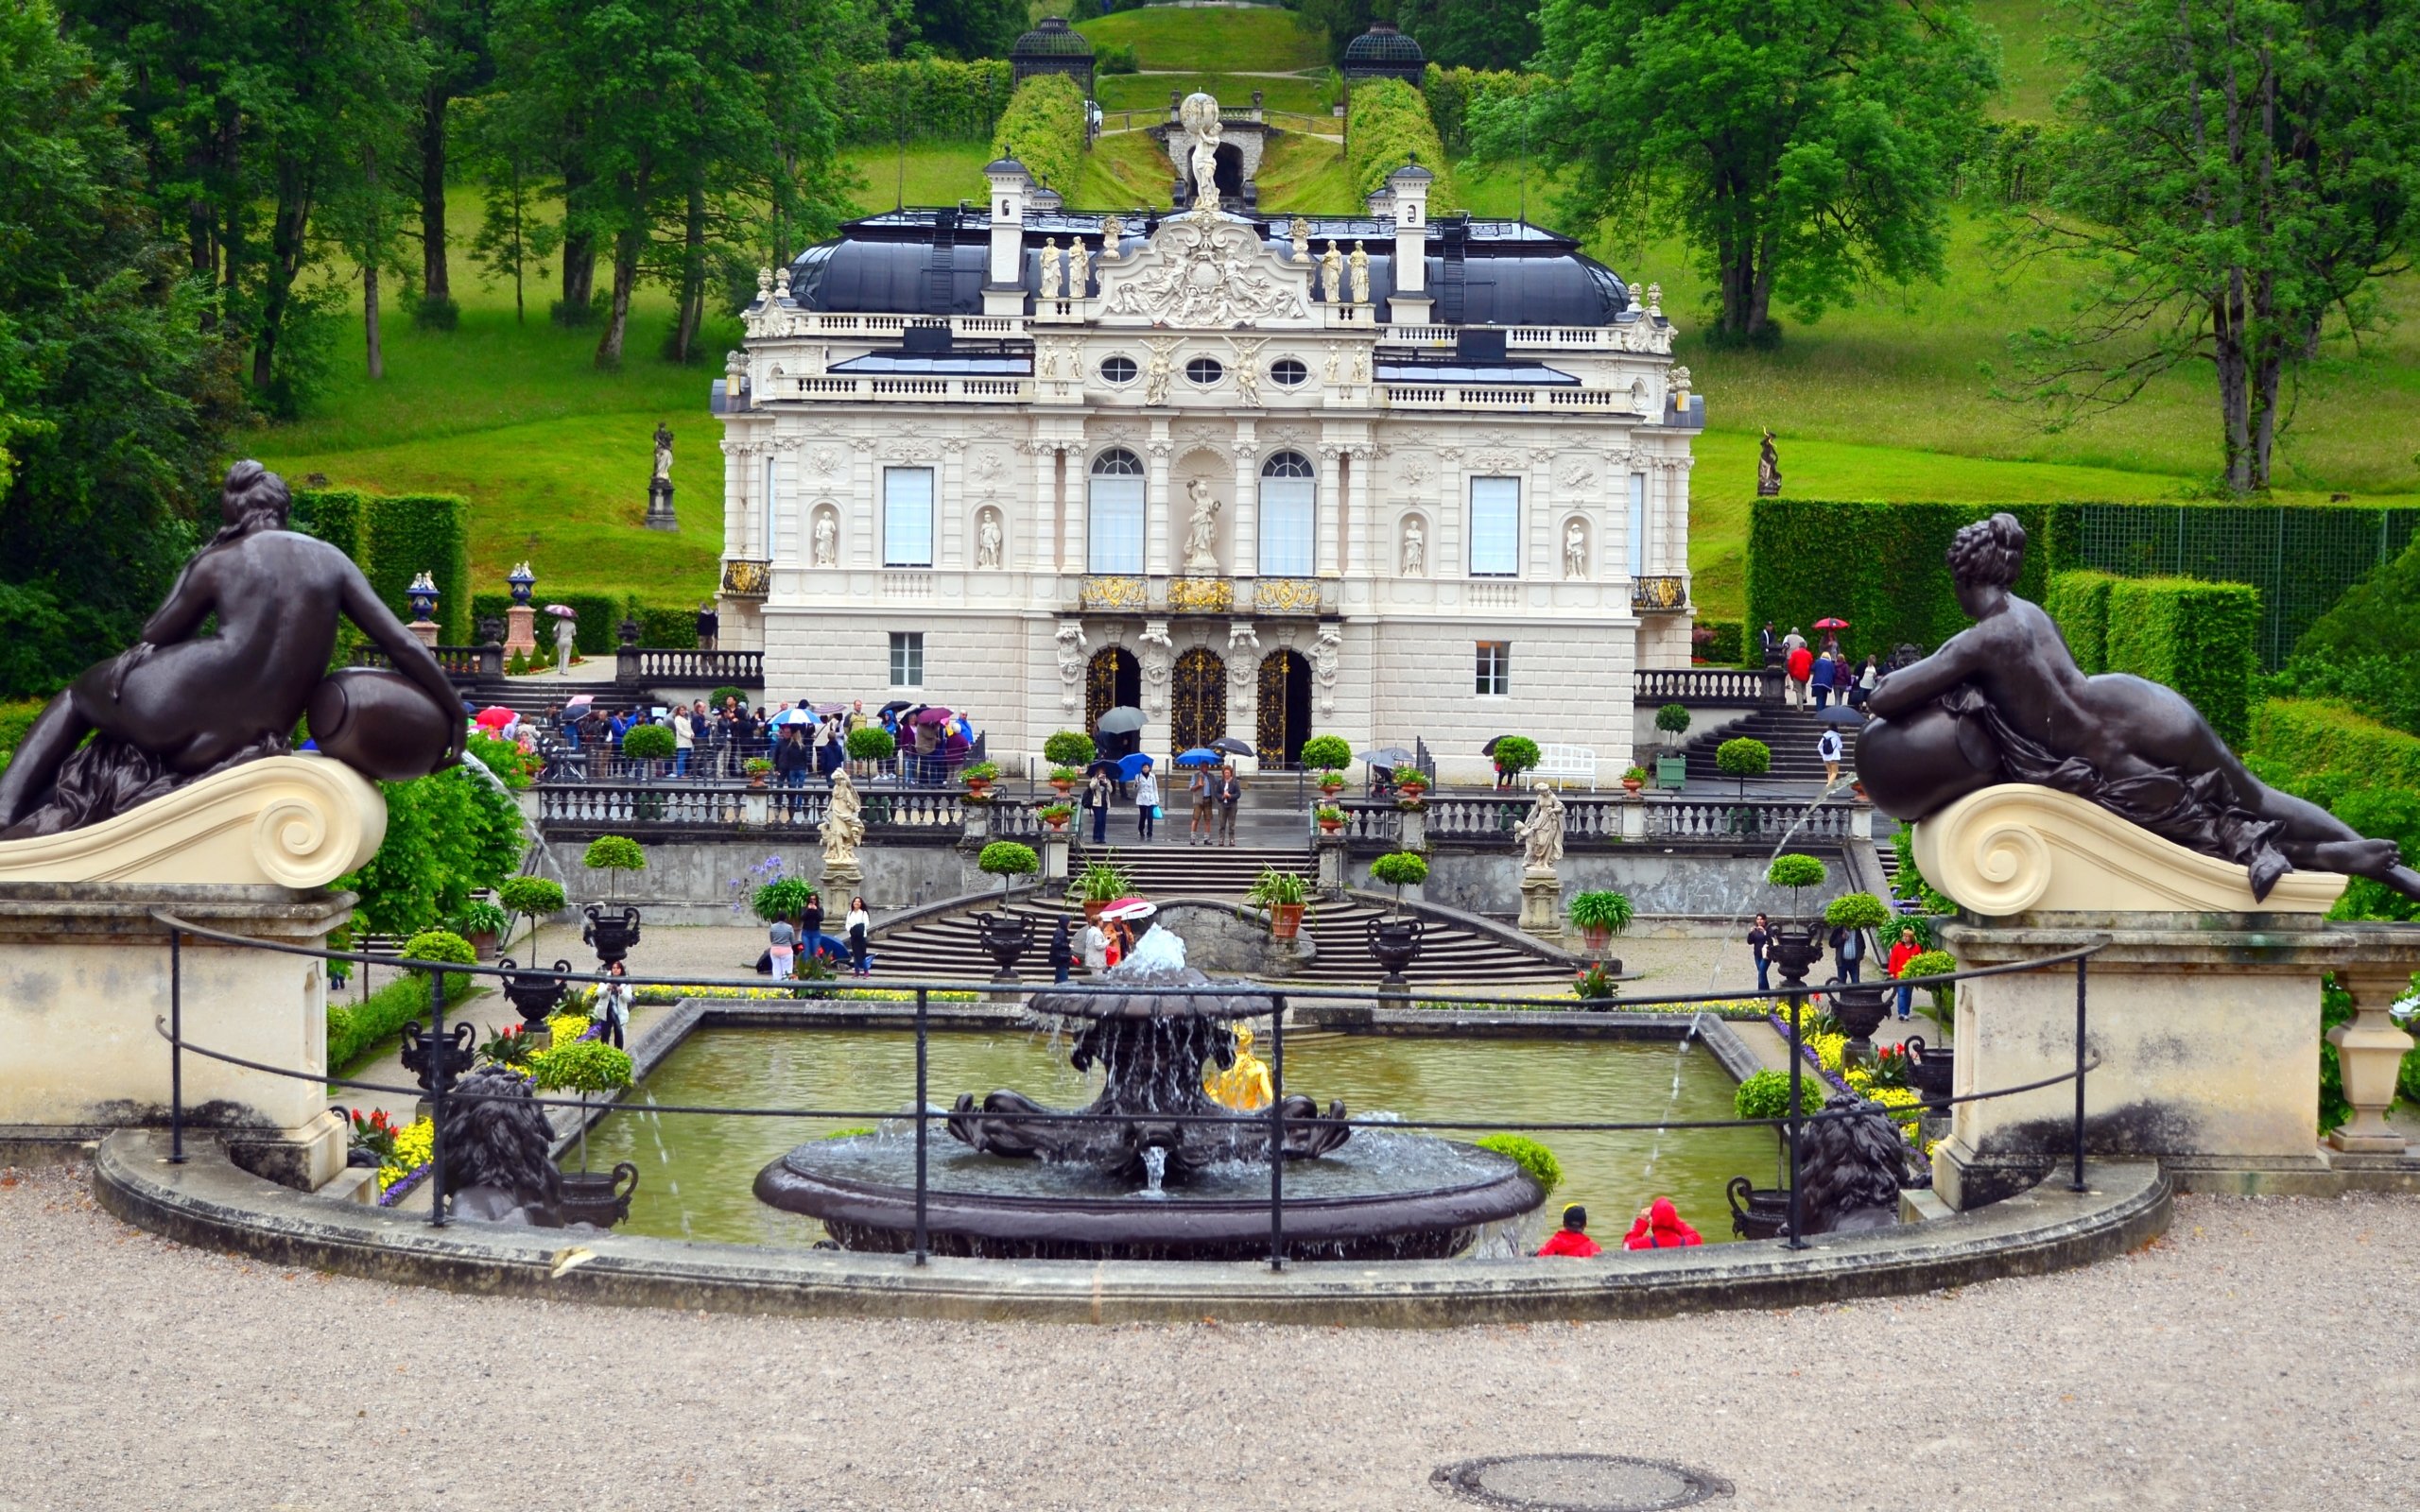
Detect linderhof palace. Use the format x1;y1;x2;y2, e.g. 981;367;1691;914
707;90;1703;783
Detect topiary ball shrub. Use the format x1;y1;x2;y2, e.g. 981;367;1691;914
1474;1133;1563;1194
977;840;1040;885
846;726;896;762
1299;733;1354;772
1369;850;1430;889
1493;735;1541;776
1043;730;1096;766
583;835;646;873
708;685;747;709
1768;852;1825;891
1656;702;1692;736
1734;1067;1825;1120
498;876;566;918
1717;736;1772;797
401;929;475;971
1824;891;1893;931
620;724;675;760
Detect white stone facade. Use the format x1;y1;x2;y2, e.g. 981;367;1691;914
714;164;1698;782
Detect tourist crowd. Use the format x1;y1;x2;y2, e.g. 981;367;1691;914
523;697;982;784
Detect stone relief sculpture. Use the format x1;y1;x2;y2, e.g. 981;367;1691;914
1142;339;1178;404
1321;242;1344;303
1067;236;1090;298
1182;478;1223;573
1513;782;1567;870
1309;623;1341;713
1098;217;1309;329
1401;516;1426;576
1229;337;1266;405
1349;242;1370;303
1227;622;1260;692
1039;239;1063;300
0;462;462;838
821;766;866;870
1180;92;1223;210
1139;621;1175;712
1564;519;1588;578
1055;621;1089;711
812;507;838;567
1862;512;2420;902
976;508;1004;569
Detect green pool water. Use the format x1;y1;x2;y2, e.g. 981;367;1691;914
569;1027;1780;1252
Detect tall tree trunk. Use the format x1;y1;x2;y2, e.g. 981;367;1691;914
421;84;452;303
365;263;384;378
253;166;315;391
560;163;595;320
596;169;641;369
673;181;705;364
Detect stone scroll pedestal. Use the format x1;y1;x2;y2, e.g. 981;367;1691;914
645;478;679;532
1916;782;2420;1208
1518;866;1563;939
0;757;386;1191
503;603;538;659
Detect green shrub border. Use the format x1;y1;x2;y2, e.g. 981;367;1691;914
991;74;1088;196
2103;576;2261;747
1345;77;1451;207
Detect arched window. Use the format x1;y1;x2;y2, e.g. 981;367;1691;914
1089;448;1146;574
1258;450;1316;577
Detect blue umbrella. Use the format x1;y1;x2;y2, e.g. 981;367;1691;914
1117;752;1154;780
1175;747;1221;765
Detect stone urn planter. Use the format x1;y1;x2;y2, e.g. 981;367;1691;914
1365;914;1425;995
1082;899;1109;925
1830;984;1892;1064
467;927;498;962
499;957;573;1038
1620;777;1644;796
1727;1176;1791;1240
400;1019;476;1094
1316;816;1343;834
581;903;644;970
1906;1035;1954;1112
557;1162;639;1227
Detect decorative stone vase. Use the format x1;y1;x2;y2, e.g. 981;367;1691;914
2329;961;2418;1153
558;1161;639;1227
1270;902;1305;939
580;903;644;969
975;912;1032;984
1050;779;1075;797
1906;1035;1954;1113
1317;816;1342;833
1365;914;1424;994
1727;1176;1791;1241
499;958;572;1036
400;1019;476;1094
1580;924;1613;954
1044;814;1069;832
1831;984;1892;1063
749;771;768;789
467;928;498;962
965;778;993;799
1620;777;1644;796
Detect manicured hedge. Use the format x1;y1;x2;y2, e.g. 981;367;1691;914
558;592;626;655
991;74;1087;196
635;603;694;649
472;591;691;650
1745;501;2052;667
2250;699;2420;794
365;492;472;644
289;487;368;562
1345;77;1450;206
2045;569;2117;672
1693;619;1743;665
0;698;44;769
832;59;1014;146
1422;63;1547;154
2102;576;2261;747
326;970;472;1075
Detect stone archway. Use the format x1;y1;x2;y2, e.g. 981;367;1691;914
1170;647;1227;754
1087;646;1141;758
1256;650;1310;767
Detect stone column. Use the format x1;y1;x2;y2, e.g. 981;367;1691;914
1145;423;1173;577
1437;445;1464;578
1048;441;1080;576
939;438;966;569
1225;620;1261;765
848;436;877;569
1316;443;1342;577
1315;832;1349;900
1230;423;1259;581
1344;439;1374;577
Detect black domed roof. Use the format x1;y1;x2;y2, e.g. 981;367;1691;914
1011;15;1093;57
1344;20;1424;63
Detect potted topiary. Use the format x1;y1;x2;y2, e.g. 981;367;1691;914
1368;849;1428;913
620;722;675;772
1043;730;1096;776
978;840;1040;899
1245;866;1314;938
961;760;1000;798
1046;765;1082;795
1300;734;1353;795
528;1037;638;1223
1566;889;1634;954
844;725;895;776
1491;734;1541;788
743;757;775;788
1072;855;1132;920
582;834;646;901
1315;803;1346;833
452;901;510;962
497;876;567;954
1655;702;1691;746
1620;764;1648;795
1038;802;1074;831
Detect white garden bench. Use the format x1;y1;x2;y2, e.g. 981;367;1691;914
1533;744;1598;790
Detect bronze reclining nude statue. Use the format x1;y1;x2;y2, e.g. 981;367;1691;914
0;461;464;839
1857;512;2420;904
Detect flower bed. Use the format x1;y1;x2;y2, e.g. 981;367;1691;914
1771;1012;1935;1154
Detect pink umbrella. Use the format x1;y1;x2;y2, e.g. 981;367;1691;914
563;693;595;708
545;604;578;618
1098;898;1156;921
910;707;956;725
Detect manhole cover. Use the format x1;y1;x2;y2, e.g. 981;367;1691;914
1432;1453;1732;1511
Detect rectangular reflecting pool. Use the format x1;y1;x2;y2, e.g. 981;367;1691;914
572;1027;1780;1252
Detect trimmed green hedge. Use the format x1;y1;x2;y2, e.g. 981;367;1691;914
1422;63;1547;154
362;492;472;644
2102;576;2261;747
2251;699;2420;794
289;487;368;562
1345;77;1451;206
832;58;1014;146
991;74;1087;196
1745;501;2053;667
1694;618;1743;665
0;698;43;769
2045;570;2118;672
556;592;625;655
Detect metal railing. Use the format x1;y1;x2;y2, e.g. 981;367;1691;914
149;912;2106;1269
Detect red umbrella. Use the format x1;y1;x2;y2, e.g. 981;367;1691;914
474;706;515;729
1813;617;1849;629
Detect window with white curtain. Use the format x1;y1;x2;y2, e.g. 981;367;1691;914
883;467;933;567
1628;472;1647;576
1468;476;1520;576
1257;451;1315;576
1088;448;1146;574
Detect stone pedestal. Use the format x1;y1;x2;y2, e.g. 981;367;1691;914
407;618;439;649
1518;866;1563;938
645;478;678;532
504;604;538;659
819;860;863;895
1040;833;1071;890
1618;799;1646;841
1397;807;1426;850
1315;833;1349;900
2329;955;2419;1153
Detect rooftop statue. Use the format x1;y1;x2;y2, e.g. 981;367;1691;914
1180;91;1222;211
1859;512;2420;902
0;461;463;839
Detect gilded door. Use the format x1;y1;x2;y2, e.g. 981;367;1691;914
1169;647;1226;753
1256;650;1309;766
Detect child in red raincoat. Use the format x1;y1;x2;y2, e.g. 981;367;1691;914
1536;1205;1601;1258
1622;1196;1703;1250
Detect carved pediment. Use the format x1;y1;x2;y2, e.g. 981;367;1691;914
1096;214;1316;332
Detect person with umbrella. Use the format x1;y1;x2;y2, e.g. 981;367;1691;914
1216;761;1244;846
1086;760;1115;845
1132;758;1161;842
549;604;578;677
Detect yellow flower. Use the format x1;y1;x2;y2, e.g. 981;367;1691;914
376;1115;435;1192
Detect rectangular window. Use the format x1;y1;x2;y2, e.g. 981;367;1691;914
1258;476;1315;576
1469;476;1520;576
890;631;925;687
1627;472;1647;577
883;467;934;568
1476;641;1510;696
1088;475;1146;574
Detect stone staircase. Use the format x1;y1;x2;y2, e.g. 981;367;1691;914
1677;704;1841;784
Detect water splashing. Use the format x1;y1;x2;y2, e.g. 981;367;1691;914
1138;1145;1167;1198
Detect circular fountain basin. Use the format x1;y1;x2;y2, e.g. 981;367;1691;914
754;1130;1545;1262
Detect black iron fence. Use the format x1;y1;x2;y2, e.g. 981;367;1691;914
148;912;2104;1269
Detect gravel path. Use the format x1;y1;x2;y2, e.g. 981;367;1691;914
3;1165;2413;1510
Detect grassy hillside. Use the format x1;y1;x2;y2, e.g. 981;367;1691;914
1075;7;1328;71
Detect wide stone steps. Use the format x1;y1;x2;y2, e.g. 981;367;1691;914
1677;705;1843;782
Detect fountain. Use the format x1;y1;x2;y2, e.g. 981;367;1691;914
754;934;1546;1261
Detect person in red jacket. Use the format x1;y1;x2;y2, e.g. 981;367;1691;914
1886;924;1922;1021
1786;643;1813;708
1622;1196;1703;1250
1535;1205;1601;1258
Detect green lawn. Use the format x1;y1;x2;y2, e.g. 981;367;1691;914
1080;129;1177;209
1975;0;2073;119
1076;7;1328;71
1255;131;1356;215
1094;72;1329;115
841;144;994;215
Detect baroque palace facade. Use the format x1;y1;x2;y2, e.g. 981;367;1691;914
711;124;1702;781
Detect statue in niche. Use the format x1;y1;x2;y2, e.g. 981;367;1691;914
1182;477;1222;574
1181;92;1223;211
1322;345;1340;383
1321;241;1344;303
1349;241;1370;303
1401;516;1426;576
652;422;674;481
1862;512;2420;902
976;508;1004;570
1564;519;1588;579
1757;428;1783;497
1512;782;1566;870
1350;346;1370;384
0;461;462;838
812;509;838;568
822;766;865;870
1039;239;1063;300
1067;236;1090;297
